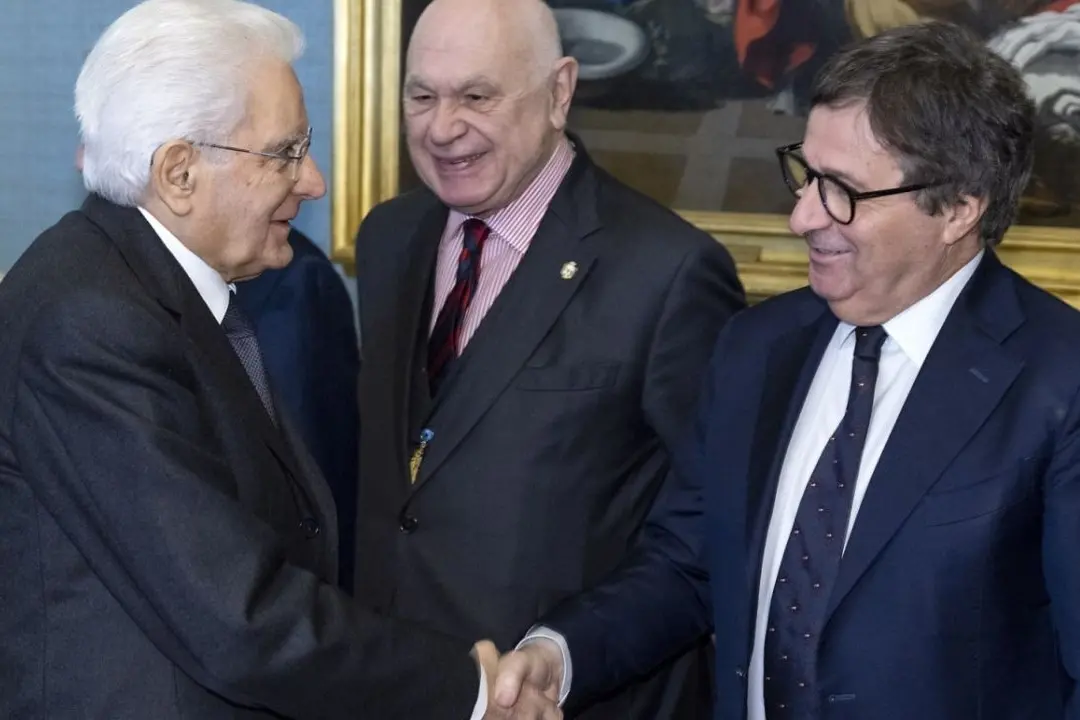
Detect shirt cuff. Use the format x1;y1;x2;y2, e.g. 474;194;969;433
470;664;487;720
517;626;573;706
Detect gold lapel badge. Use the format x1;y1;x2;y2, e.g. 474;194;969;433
560;261;578;280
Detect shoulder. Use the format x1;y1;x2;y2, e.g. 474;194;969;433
585;167;741;292
358;187;440;234
723;287;822;341
353;187;442;270
591;166;719;255
4;209;172;352
1006;266;1080;358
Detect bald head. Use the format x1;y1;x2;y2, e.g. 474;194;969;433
402;0;578;215
409;0;563;85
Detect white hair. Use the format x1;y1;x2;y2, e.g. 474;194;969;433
75;0;304;206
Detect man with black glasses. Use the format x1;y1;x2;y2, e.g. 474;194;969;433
493;21;1080;720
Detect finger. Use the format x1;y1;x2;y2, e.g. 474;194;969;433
506;688;560;720
493;651;533;708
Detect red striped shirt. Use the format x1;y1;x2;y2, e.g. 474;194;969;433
429;135;575;348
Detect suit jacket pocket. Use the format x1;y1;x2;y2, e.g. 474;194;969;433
920;460;1038;527
515;362;620;391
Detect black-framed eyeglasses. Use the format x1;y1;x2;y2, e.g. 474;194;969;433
776;142;940;225
196;126;313;181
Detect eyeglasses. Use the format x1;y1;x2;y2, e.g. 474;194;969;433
196;126;313;181
776;142;940;225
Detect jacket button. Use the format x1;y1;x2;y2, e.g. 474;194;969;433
299;517;320;538
735;667;746;678
399;515;419;533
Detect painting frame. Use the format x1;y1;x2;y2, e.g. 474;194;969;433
331;0;1080;306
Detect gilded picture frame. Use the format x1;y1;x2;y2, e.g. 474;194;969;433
331;0;1080;306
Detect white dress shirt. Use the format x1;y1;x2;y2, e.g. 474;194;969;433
137;207;231;321
137;207;489;718
747;250;983;719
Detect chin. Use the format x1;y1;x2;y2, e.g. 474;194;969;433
808;274;846;304
435;186;496;214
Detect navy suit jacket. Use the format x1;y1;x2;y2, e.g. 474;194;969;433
235;230;360;590
546;250;1080;719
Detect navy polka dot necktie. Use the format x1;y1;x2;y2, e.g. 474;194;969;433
222;294;277;425
763;325;888;718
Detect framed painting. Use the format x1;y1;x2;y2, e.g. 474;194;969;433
332;0;1080;304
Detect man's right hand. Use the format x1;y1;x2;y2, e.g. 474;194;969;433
492;639;565;711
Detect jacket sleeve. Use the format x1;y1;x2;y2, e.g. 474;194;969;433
543;239;745;704
12;289;477;720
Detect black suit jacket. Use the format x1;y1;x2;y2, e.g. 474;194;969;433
353;143;746;719
546;252;1080;719
0;196;476;720
235;229;360;591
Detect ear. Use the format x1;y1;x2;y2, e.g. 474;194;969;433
548;56;579;131
941;193;988;247
148;141;201;217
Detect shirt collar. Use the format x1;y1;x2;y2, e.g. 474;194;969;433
445;134;575;254
837;250;984;369
137;207;233;324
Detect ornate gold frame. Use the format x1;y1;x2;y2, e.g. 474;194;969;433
332;0;1080;306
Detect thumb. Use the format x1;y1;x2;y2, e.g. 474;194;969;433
493;650;537;708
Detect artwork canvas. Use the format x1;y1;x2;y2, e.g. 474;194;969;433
553;0;1080;227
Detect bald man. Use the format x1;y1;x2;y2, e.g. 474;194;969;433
351;0;745;717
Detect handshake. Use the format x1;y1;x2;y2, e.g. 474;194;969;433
473;638;566;719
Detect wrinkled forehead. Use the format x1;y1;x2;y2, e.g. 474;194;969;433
405;27;532;91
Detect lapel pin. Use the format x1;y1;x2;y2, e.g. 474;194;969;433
560;261;578;280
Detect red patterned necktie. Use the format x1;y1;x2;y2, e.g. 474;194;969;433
427;218;489;395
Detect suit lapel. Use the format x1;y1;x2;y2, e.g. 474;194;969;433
414;155;603;487
399;204;447;464
746;299;836;596
80;195;306;485
826;252;1025;619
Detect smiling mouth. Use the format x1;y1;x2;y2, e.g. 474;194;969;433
438;152;485;167
809;245;849;257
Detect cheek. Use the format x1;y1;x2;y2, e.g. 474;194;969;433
405;118;429;148
847;212;933;283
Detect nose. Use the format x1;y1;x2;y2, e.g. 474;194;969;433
293;154;326;200
789;180;832;236
428;99;468;146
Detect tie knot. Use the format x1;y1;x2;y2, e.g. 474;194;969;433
222;294;255;338
461;218;490;254
853;325;887;361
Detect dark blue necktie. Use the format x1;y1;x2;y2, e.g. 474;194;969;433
763;325;888;718
222;294;277;425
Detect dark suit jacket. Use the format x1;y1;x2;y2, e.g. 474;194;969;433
353;142;746;719
234;229;360;592
0;196;477;720
546;251;1080;719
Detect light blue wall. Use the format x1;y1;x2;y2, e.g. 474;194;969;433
0;0;334;275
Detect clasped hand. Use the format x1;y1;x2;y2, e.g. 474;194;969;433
473;640;564;719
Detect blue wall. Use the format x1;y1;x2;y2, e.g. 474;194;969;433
0;0;334;275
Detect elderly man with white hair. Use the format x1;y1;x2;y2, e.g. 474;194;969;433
0;1;560;719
